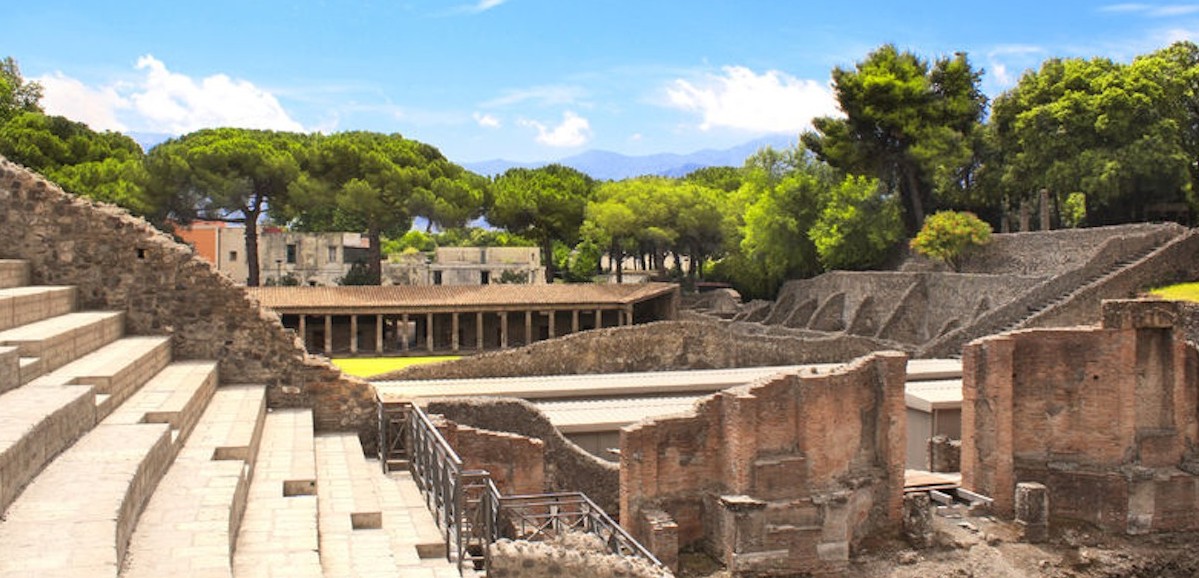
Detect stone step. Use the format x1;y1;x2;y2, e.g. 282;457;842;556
0;311;124;378
0;260;29;289
316;433;393;578
0;383;96;515
373;468;452;563
232;409;322;578
107;360;219;451
0;346;17;394
0;422;175;578
0;285;75;332
28;335;172;418
122;385;267;578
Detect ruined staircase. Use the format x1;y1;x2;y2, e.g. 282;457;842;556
0;259;459;578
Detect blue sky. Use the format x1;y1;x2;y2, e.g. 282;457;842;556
4;1;1197;163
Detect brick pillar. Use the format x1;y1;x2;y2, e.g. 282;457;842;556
376;314;383;353
298;315;307;350
547;310;555;339
426;313;434;352
1015;482;1049;543
524;310;532;345
903;492;934;549
571;309;579;333
451;312;459;352
350;315;358;354
476;312;484;351
595;308;603;329
401;313;409;352
961;336;1017;516
500;311;508;348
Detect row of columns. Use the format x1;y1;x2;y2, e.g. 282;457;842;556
293;306;636;356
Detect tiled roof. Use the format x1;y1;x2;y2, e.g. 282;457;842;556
247;282;677;312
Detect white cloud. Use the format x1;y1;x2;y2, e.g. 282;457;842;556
473;112;501;128
482;84;585;108
445;0;507;15
35;72;130;132
665;66;839;133
1100;3;1199;16
985;45;1045;89
521;111;591;148
35;55;303;135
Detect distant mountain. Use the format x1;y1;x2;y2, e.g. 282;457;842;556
464;135;797;180
127;131;174;152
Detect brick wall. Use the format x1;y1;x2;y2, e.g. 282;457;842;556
620;351;907;576
961;299;1199;533
0;157;376;442
432;417;546;496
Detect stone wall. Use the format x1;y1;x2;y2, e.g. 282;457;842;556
385;319;903;380
487;534;671;578
620;351;908;576
431;417;546;496
423;398;621;514
961;299;1199;534
0;157;376;440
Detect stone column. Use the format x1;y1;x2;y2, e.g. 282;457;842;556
1015;482;1049;543
298;315;307;350
451;312;460;352
595;308;604;329
476;312;484;351
571;309;579;334
547;310;555;339
524;310;532;345
324;315;333;355
350;315;359;354
401;313;410;352
426;313;434;353
376;314;384;353
500;311;508;349
903;492;934;549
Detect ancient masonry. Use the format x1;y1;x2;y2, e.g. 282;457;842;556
620;352;908;576
0;157;376;441
962;299;1199;534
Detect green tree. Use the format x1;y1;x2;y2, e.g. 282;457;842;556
808;175;903;270
803;45;986;233
0;112;149;214
909;210;992;271
490;164;594;282
988;43;1197;225
0;56;42;123
286;131;450;284
143;128;304;286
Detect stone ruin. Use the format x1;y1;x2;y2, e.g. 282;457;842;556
620;352;908;576
962;298;1199;534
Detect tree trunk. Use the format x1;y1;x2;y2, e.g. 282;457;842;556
542;238;555;283
367;226;383;284
244;197;262;287
612;241;623;284
903;167;926;235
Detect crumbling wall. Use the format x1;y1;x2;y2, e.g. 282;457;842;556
0;157;375;439
385;319;903;380
423;398;620;513
488;534;672;578
961;299;1199;534
620;352;907;576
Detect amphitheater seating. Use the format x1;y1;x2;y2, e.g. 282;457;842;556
0;260;460;578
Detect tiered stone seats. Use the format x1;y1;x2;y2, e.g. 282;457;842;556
0;261;461;578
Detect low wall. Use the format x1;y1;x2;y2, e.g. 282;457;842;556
0;157;375;440
488;534;671;578
432;417;546;496
423;398;620;514
385;320;903;380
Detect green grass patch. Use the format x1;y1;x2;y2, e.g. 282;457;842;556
1148;282;1199;303
330;355;460;378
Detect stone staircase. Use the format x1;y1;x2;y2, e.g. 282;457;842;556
0;259;459;578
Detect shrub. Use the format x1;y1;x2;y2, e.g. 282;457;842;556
909;211;992;271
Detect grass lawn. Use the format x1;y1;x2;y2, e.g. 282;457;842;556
1148;282;1199;303
330;355;460;379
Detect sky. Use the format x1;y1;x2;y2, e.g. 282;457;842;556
3;1;1198;163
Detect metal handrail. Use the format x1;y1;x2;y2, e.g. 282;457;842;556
386;401;665;574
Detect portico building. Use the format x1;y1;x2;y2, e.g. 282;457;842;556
248;283;679;356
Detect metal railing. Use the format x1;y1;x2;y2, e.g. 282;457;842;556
379;400;663;575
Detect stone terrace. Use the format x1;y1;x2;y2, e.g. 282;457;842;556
0;259;462;577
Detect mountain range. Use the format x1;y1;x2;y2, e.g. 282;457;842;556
129;131;798;181
462;135;797;180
